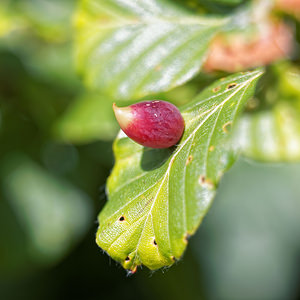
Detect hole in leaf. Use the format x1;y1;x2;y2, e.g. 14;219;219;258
125;256;130;262
153;239;157;246
226;83;237;90
119;216;125;221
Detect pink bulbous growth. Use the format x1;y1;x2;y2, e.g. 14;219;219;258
113;100;185;148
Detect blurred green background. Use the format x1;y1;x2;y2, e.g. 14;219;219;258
1;0;300;299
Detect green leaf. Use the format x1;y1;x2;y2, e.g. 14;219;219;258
0;0;75;42
18;0;75;41
234;101;300;162
96;69;263;272
275;62;300;100
0;4;16;37
75;0;227;100
234;63;300;162
53;93;119;143
1;154;93;265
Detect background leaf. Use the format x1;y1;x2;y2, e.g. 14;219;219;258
75;0;227;100
54;93;119;143
234;63;300;162
96;69;263;272
195;0;246;11
234;102;300;162
0;154;93;265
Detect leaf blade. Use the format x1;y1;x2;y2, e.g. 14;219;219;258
76;0;227;100
97;69;264;271
234;102;300;162
234;64;300;162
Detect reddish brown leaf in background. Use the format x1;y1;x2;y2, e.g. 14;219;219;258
276;0;300;18
204;21;293;73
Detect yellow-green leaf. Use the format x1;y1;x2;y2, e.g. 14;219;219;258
96;69;263;272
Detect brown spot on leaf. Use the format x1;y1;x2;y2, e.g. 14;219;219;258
198;175;214;189
222;121;232;133
209;145;215;152
198;175;206;185
227;82;237;90
213;86;221;93
186;155;193;165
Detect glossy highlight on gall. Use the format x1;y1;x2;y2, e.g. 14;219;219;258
113;100;185;148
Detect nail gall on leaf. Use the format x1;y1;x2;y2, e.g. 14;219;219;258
113;100;185;148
